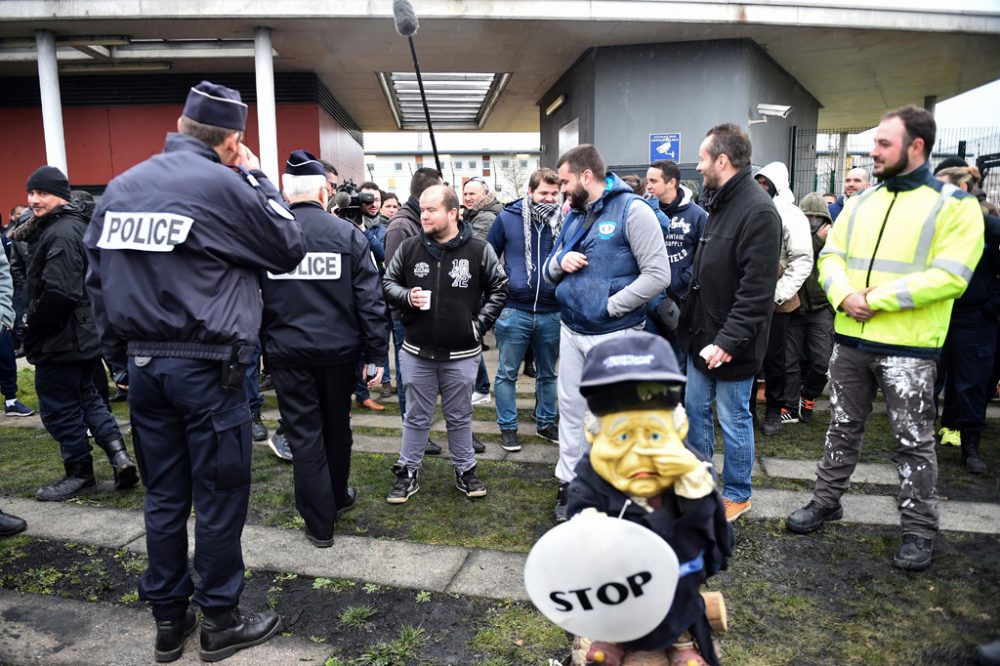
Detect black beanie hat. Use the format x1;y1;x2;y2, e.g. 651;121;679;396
933;156;968;175
26;165;72;202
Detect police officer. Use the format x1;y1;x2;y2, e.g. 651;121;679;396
84;81;305;663
261;150;387;547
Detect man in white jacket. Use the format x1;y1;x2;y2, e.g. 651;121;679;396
754;162;813;435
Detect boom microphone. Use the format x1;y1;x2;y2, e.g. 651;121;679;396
393;0;419;37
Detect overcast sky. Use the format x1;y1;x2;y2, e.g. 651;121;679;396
364;78;1000;153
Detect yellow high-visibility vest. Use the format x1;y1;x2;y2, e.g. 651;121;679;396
818;169;984;352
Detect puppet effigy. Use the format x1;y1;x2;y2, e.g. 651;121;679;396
563;333;733;666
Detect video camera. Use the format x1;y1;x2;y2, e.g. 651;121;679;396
332;179;376;226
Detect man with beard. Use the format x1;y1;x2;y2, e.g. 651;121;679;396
382;185;507;503
486;168;563;453
786;105;984;572
543;144;670;522
13;166;139;502
680;124;781;524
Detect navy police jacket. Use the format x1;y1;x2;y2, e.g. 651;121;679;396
84;133;305;367
261;201;388;369
567;456;732;663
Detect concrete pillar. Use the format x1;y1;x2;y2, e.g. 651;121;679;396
923;95;937;115
254;27;279;184
835;131;848;195
35;30;68;175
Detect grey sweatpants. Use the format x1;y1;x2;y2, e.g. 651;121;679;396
397;351;479;474
813;343;939;538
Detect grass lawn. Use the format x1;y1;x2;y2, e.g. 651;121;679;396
3;367;999;664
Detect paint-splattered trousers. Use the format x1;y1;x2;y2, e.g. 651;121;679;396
813;343;939;539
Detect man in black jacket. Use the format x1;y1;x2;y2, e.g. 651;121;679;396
261;151;387;547
382;185;508;503
679;124;780;523
12;165;138;502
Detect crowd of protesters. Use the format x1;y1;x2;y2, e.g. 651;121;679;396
1;84;999;662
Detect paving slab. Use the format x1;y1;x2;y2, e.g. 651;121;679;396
1;497;146;549
239;524;471;592
761;457;900;486
0;589;331;666
747;488;1000;534
446;548;529;601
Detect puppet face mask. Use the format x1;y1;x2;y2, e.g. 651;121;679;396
586;408;697;498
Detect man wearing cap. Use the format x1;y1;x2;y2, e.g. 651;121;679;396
9;165;139;502
260;150;387;547
85;81;304;662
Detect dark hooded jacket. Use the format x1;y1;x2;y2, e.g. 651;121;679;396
10;201;100;364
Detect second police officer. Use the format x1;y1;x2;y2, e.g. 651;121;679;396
260;150;388;548
85;81;305;663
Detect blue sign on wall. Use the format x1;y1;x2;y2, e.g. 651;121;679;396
649;133;681;163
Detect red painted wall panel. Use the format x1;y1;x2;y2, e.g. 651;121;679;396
0;102;360;221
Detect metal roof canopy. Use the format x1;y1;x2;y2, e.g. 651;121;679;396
0;1;998;132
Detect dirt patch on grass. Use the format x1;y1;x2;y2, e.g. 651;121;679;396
0;537;565;665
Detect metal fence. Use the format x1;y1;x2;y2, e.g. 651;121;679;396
790;126;1000;205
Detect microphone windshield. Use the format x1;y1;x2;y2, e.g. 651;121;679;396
334;191;352;209
393;0;419;37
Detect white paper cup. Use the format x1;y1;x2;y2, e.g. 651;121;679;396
420;290;432;310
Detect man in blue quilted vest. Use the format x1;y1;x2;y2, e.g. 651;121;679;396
543;144;671;522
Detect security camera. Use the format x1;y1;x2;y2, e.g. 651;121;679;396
757;104;792;119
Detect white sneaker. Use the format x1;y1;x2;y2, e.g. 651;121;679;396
471;391;491;405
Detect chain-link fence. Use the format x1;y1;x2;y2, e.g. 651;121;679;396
791;126;1000;205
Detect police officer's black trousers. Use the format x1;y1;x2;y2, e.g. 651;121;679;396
938;311;998;433
272;361;356;541
35;361;122;463
128;357;251;622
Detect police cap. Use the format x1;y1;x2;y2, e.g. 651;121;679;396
580;332;685;415
182;81;248;131
285;150;325;176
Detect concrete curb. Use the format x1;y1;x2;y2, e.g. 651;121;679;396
0;589;331;666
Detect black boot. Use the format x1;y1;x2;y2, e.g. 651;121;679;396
155;607;198;663
0;510;27;536
199;607;280;662
37;459;96;501
97;438;140;490
893;534;933;572
960;431;988;475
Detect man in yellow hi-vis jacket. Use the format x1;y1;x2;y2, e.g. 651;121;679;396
785;105;984;572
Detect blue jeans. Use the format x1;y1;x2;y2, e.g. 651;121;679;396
684;359;755;503
475;357;490;394
493;308;560;431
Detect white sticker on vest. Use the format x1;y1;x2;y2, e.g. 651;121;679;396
98;212;194;252
267;252;342;280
